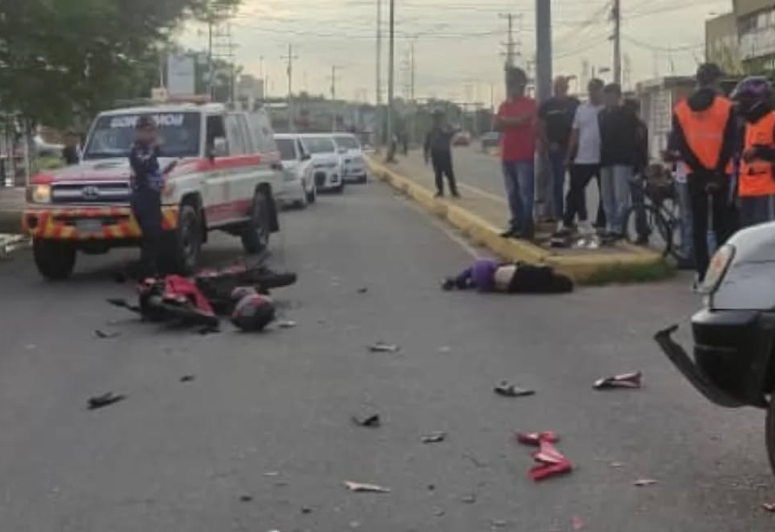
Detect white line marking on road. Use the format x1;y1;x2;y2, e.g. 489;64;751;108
458;183;507;205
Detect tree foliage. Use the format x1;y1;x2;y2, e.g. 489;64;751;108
0;0;240;127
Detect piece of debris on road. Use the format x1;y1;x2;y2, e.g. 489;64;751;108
277;320;297;329
369;342;400;353
633;479;658;487
491;519;508;528
351;414;381;428
87;392;126;411
593;371;643;390
344;481;390;493
494;381;535;398
518;435;573;482
357;287;369;294
94;329;121;339
180;375;196;383
572;516;585;530
421;431;447;444
461;493;477;504
239;495;254;502
516;431;560;446
762;502;775;513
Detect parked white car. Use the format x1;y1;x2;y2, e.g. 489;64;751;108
275;133;316;208
333;133;367;183
299;134;344;193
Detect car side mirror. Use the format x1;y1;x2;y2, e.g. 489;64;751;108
301;153;312;161
208;137;228;161
338;147;348;154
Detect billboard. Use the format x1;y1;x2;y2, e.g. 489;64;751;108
167;54;196;96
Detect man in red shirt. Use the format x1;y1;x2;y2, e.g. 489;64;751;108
496;67;538;239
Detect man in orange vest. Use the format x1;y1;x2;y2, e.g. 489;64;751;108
671;63;736;282
731;76;775;228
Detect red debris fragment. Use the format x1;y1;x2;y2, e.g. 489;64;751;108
594;371;642;390
571;517;585;530
529;438;573;481
515;431;560;446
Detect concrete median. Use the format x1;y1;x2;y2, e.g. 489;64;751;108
367;156;669;285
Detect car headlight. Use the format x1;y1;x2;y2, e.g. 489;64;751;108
701;244;735;295
27;184;51;203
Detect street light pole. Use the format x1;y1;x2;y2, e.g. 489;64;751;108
375;0;383;151
535;0;553;219
386;0;395;162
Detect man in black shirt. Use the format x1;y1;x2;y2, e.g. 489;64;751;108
598;83;642;238
61;130;80;166
424;109;459;197
539;76;579;221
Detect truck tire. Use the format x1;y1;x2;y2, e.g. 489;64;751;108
33;239;76;280
766;398;775;477
241;189;271;254
162;203;202;275
306;184;317;204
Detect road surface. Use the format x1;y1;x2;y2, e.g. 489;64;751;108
0;182;771;531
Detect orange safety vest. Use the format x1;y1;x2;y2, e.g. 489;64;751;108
674;96;733;173
739;111;775;197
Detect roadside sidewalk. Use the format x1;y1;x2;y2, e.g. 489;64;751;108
368;151;668;284
0;187;24;234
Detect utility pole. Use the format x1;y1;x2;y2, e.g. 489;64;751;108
386;0;395;162
330;65;343;132
375;0;383;151
535;0;553;219
499;13;516;69
207;18;214;97
259;55;265;100
281;44;298;132
612;0;622;85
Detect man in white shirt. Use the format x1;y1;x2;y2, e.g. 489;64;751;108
561;78;606;232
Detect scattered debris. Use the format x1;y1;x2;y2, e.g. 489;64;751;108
264;472;280;477
572;517;585;530
438;346;452;353
352;414;381;428
239;495;254;502
434;508;446;517
515;431;560;446
593;371;643;390
87;392;126;411
349;521;361;528
421;431;447;444
461;493;477;504
277;320;297;329
369;342;400;353
357;287;369;294
427;484;436;491
517;432;573;481
94;329;121;339
301;507;313;514
762;502;775;513
463;452;488;468
179;375;196;383
610;462;625;468
633;479;658;487
491;520;508;528
344;481;390;493
494;381;536;398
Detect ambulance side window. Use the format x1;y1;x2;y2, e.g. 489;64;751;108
225;114;247;156
206;115;228;157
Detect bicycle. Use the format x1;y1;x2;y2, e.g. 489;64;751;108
621;167;687;261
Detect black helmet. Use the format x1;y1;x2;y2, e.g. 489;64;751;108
732;76;772;103
231;293;276;332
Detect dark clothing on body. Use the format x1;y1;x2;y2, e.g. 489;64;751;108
563;164;606;228
425;127;458;195
62;145;79;165
539;96;580;149
688;175;733;281
129;141;164;278
599;107;642;167
129;141;163;191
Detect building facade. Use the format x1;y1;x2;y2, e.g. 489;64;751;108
707;0;775;74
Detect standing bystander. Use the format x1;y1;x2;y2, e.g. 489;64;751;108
539;76;580;222
424;109;459;198
598;83;641;239
496;67;538;239
623;98;650;244
562;78;606;234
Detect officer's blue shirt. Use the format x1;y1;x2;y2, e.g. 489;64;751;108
129;141;163;192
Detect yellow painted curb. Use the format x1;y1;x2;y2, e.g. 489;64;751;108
367;157;666;284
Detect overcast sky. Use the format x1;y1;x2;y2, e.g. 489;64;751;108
181;0;732;104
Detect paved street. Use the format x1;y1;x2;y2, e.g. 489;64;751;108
0;182;773;531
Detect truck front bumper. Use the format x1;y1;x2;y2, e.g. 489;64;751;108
23;205;179;240
655;309;775;409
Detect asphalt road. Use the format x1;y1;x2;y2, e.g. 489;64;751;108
0;182;772;531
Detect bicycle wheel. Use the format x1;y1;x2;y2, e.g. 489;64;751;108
622;204;673;256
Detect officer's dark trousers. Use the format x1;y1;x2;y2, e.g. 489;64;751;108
688;175;732;282
431;151;458;195
130;187;162;278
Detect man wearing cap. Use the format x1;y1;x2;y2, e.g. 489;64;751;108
671;63;736;282
129;116;173;278
424;109;460;198
539;76;579;222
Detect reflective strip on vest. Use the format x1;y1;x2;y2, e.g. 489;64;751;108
674;97;733;173
740;112;775;197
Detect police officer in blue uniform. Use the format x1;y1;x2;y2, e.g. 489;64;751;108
129;116;174;278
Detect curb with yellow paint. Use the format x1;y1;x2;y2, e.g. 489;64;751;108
367;157;668;285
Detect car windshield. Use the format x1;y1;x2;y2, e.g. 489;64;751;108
276;138;296;161
334;136;360;150
303;137;336;154
83;112;201;160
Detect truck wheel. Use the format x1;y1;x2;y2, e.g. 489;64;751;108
163;203;202;275
241;189;271;254
33;239;76;280
306;184;317;204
